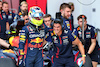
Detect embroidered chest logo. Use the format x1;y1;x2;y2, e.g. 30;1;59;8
62;36;69;45
86;31;91;38
53;36;58;43
65;21;70;29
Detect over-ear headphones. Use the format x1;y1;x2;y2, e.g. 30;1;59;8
53;19;64;29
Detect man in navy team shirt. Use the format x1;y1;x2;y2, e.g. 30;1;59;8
45;19;85;67
2;1;15;25
73;15;99;67
56;3;74;31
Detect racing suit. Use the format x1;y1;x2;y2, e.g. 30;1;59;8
19;22;46;67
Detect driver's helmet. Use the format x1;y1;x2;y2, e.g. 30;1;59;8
28;6;44;26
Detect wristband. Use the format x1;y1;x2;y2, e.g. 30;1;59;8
82;55;86;57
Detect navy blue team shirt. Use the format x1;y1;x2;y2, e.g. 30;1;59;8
73;24;99;54
45;29;77;59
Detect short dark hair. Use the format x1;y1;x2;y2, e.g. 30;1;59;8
53;19;63;26
60;3;71;10
2;1;8;6
22;11;28;17
43;14;51;18
77;15;87;20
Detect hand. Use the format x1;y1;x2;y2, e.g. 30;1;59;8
17;49;24;66
18;55;24;66
9;45;18;51
81;56;85;65
9;45;19;56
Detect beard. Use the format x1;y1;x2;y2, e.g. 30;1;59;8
22;9;28;13
62;12;71;20
0;7;2;11
63;14;70;19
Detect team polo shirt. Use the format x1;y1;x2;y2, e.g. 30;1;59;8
2;11;15;25
45;29;77;58
61;16;74;31
0;13;7;40
73;24;99;54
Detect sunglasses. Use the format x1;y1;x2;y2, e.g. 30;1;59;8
25;18;29;20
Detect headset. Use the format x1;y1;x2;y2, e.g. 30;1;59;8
53;18;64;29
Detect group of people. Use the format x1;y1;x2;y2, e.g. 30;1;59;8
0;1;99;67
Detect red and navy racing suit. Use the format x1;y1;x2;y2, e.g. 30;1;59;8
73;24;99;62
19;22;46;67
45;29;77;67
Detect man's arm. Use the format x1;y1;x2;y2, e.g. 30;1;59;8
6;22;10;30
88;39;96;54
19;27;28;51
88;27;97;54
0;38;10;48
72;37;85;64
43;39;47;46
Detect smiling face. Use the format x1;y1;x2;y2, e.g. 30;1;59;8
2;3;9;13
61;7;71;19
53;23;62;36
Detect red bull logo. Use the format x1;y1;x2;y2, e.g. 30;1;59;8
30;37;43;43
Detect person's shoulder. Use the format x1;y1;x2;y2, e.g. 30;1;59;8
18;12;22;15
63;29;70;34
74;26;80;31
87;24;95;30
1;11;6;15
1;10;5;13
87;24;95;28
22;23;29;29
9;11;15;15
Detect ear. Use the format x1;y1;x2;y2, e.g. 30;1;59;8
60;9;63;13
60;9;64;16
78;21;79;24
86;20;87;24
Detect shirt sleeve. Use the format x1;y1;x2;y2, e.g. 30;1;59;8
72;28;78;36
91;27;97;39
45;32;52;42
68;30;77;41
